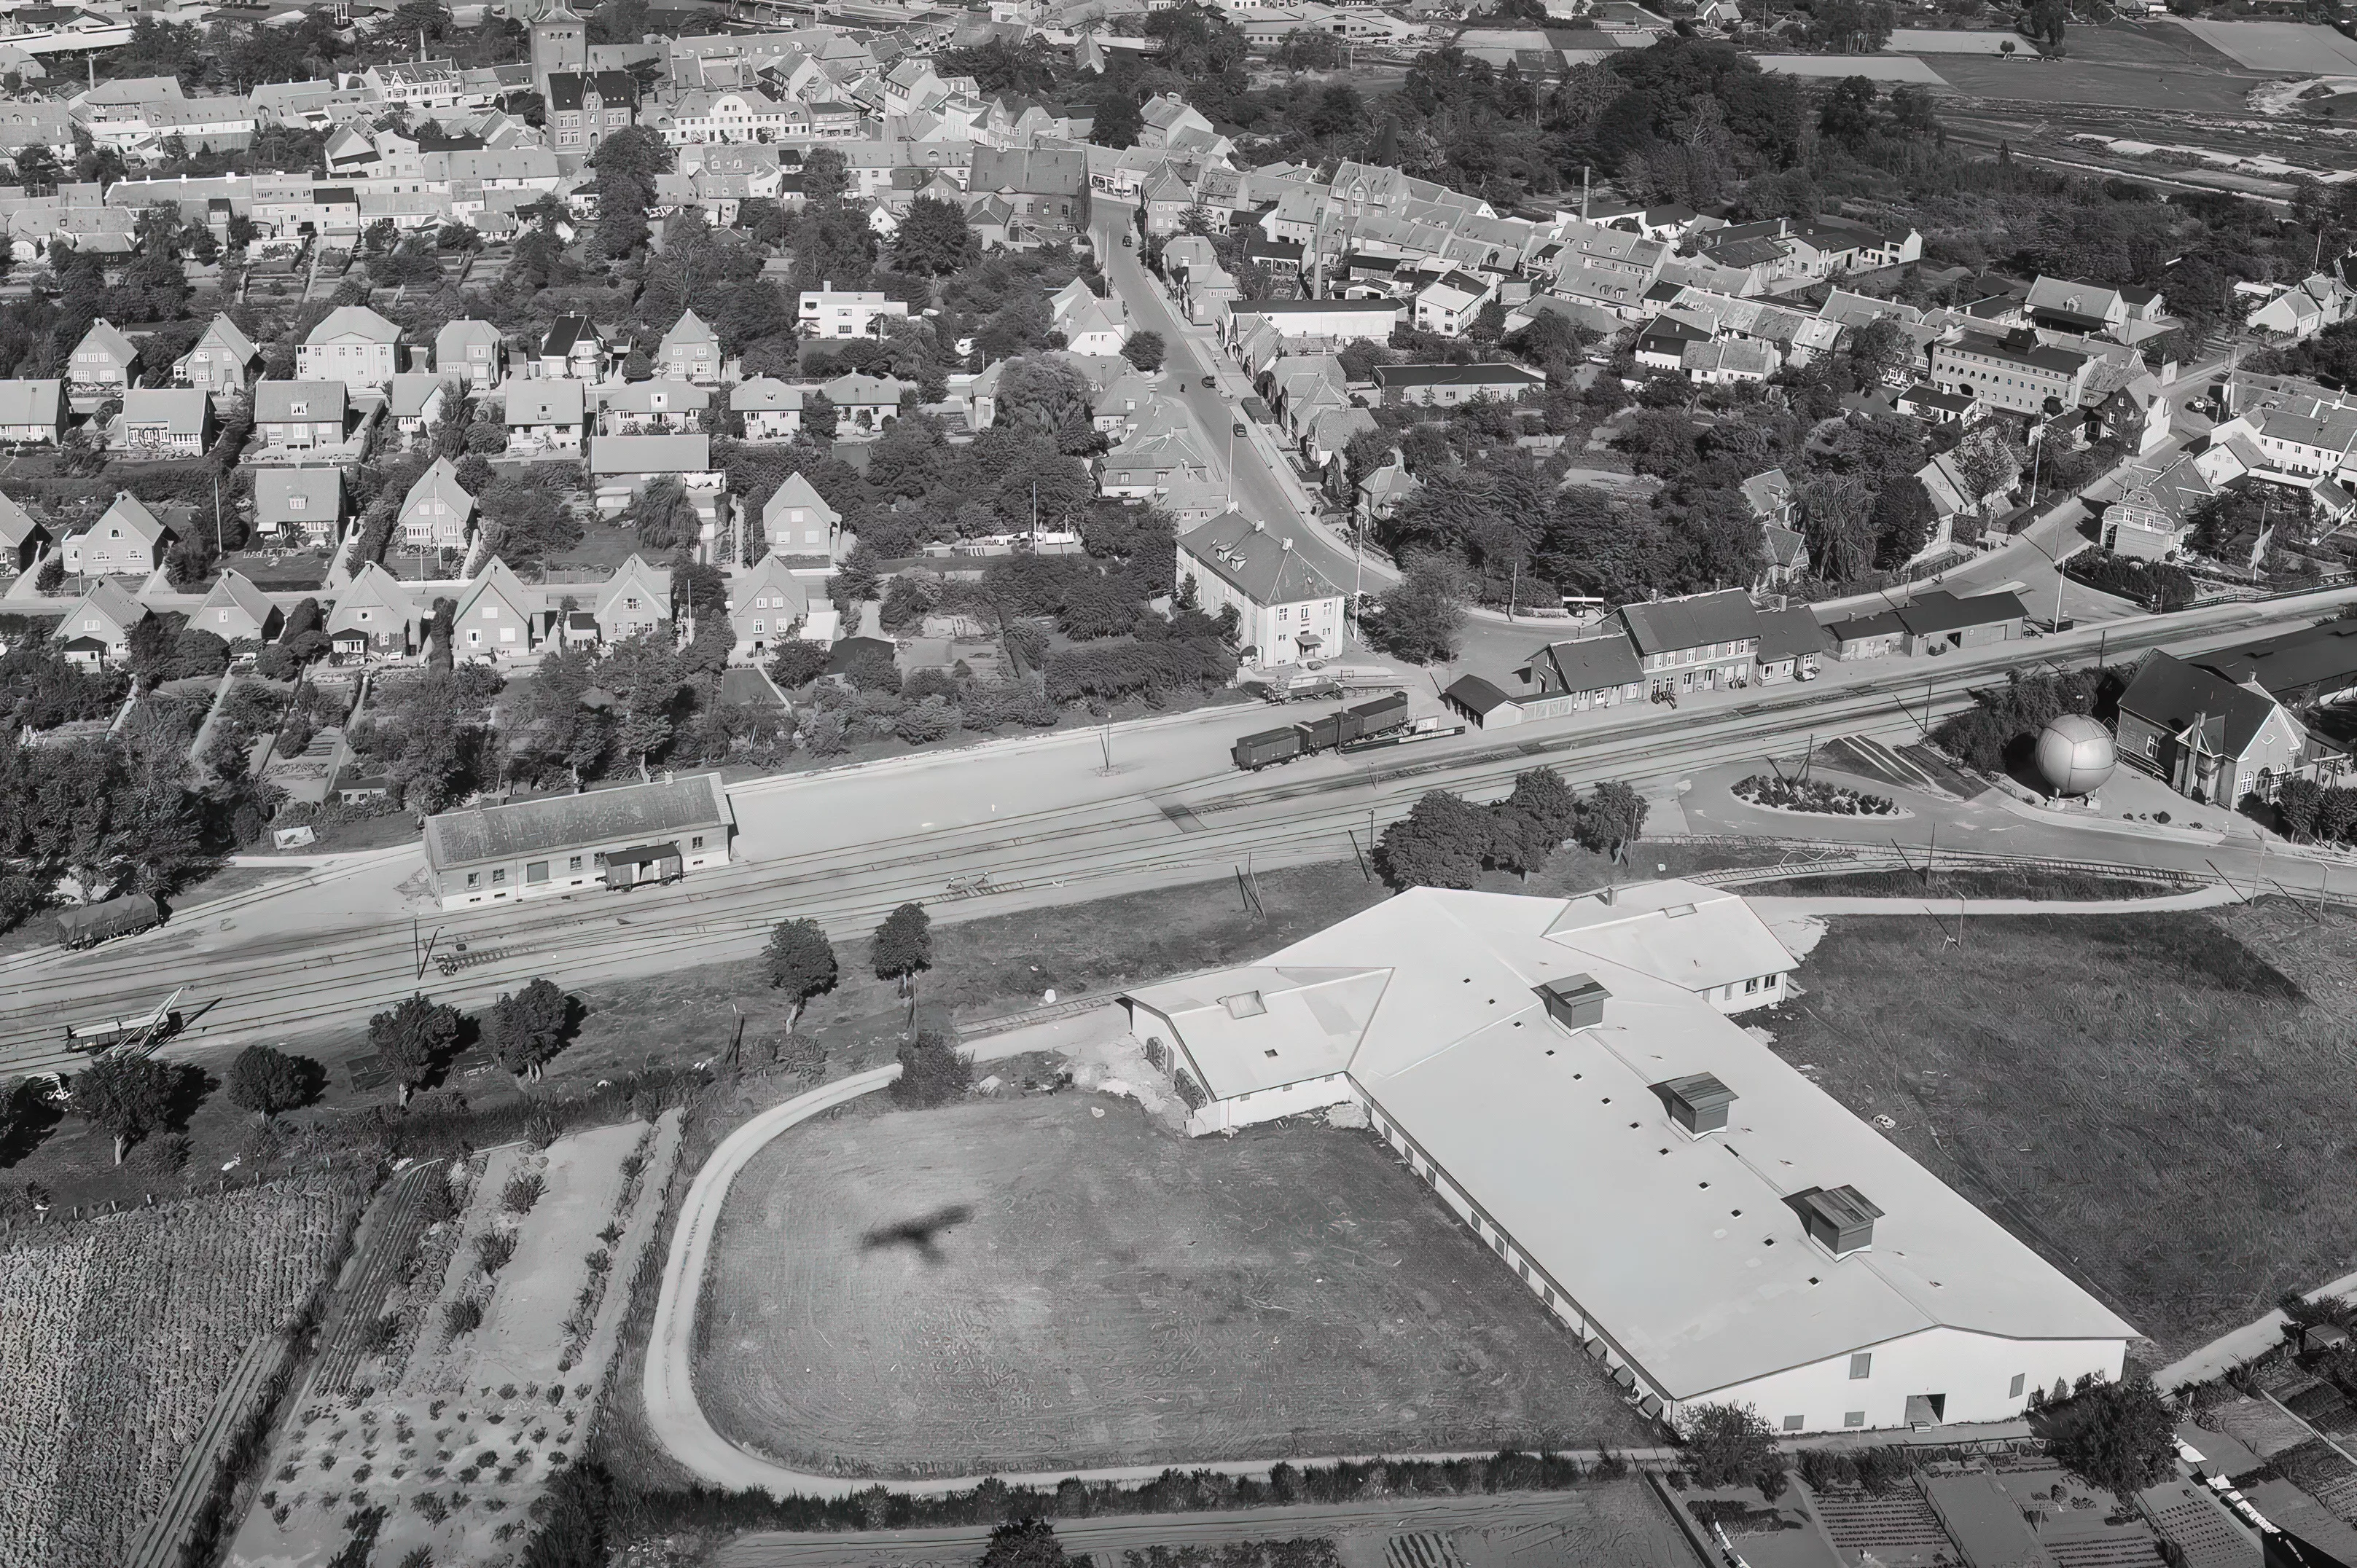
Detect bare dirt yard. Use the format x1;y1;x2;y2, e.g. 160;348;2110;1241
1768;898;2357;1360
694;1095;1646;1478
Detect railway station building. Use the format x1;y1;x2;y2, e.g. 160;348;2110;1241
1120;882;2135;1437
421;773;735;909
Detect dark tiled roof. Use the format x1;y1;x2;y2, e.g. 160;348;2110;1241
423;774;731;871
1826;609;1903;643
1754;607;1828;662
1445;673;1513;714
2199;618;2357;702
1618;589;1759;656
1894;589;2027;637
2119;650;2282;758
1528;635;1642;694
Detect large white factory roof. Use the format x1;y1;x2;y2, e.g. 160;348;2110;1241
1132;884;2138;1403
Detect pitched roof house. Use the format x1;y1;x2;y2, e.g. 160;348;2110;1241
173;314;260;396
399;457;477;550
450;557;536;659
0;489;50;570
194;568;283;643
67;318;138;399
54;579;146;667
506;377;586;450
327;561;418;657
727;552;815;654
435;318;507;388
252;380;351;452
254;466;347;543
112;387;213;456
2116;649;2312;807
64;491;173;575
656;308;722;384
595;553;671;640
0;379;64;444
730;376;803;442
759;471;840;556
297;305;405;388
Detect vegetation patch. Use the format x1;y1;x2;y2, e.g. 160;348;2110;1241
1730;775;1897;816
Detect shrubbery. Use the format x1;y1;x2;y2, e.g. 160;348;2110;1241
2064;548;2195;612
1931;666;2121;776
1731;775;1896;816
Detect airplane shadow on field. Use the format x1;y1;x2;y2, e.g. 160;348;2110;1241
859;1204;975;1265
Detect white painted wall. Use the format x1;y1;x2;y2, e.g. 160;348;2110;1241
1671;1323;2127;1435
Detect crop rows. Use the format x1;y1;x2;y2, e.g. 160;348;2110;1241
308;1161;446;1396
0;1182;357;1568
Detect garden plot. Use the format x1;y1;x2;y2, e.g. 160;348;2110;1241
693;1094;1644;1478
0;1180;357;1568
227;1115;680;1568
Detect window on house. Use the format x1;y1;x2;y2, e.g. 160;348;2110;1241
466;871;481;888
1845;1411;1866;1427
2009;1373;2026;1399
568;855;583;871
1783;1415;1805;1432
1850;1354;1872;1380
526;861;549;883
691;835;705;850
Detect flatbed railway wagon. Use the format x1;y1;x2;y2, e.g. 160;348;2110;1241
55;891;163;950
1230;691;1413;771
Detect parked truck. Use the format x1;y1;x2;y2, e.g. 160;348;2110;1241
1230;691;1414;771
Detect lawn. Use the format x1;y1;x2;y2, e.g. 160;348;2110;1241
1927;20;2267;111
1772;900;2357;1358
695;1095;1646;1477
1737;867;2176;900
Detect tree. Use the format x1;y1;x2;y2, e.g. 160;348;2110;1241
486;978;571;1082
891;194;976;275
763;917;838;1027
1378;789;1494;890
1574;780;1649;864
368;992;461;1106
1121;331;1166;372
870;901;933;997
890;1027;973;1109
1089;95;1143;149
1799;473;1875;583
1493;766;1579;879
224;1043;322;1121
71;1050;179;1164
978;1518;1073;1568
2029;1373;2175;1503
1678;1402;1782;1489
769;640;829;689
2278;775;2323;840
1818;76;1877;142
804;392;839;442
1369;554;1471;664
800;145;849;207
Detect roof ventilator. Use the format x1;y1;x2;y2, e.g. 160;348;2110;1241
1787;1185;1883;1258
1653;1073;1735;1137
1536;973;1609;1031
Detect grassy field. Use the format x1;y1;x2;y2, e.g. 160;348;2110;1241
1775;899;2357;1357
1737;867;2176;900
1929;20;2267;111
0;1180;357;1568
694;1096;1646;1476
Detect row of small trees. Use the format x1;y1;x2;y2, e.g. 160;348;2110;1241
1377;769;1649;890
761;901;974;1108
47;977;576;1167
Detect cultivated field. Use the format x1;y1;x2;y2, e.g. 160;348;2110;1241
1929;21;2268;111
2171;17;2357;72
695;1096;1646;1478
1775;901;2357;1357
227;1116;680;1568
0;1180;358;1568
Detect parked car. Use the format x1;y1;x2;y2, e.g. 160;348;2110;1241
1232;420;1247;436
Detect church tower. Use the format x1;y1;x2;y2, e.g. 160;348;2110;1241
531;0;587;100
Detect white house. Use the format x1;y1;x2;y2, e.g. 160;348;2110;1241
730;377;804;442
798;282;910;339
297;305;406;388
1120;884;2136;1436
759;471;840;556
1176;511;1342;668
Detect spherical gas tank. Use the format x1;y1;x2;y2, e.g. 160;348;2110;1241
2035;713;2116;797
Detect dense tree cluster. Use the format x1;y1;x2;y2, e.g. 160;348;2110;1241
1375;769;1640;890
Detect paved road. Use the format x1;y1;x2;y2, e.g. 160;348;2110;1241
5;589;2350;1080
711;1489;1695;1567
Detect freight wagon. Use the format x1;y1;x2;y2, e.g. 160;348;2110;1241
55;892;163;950
1230;691;1412;770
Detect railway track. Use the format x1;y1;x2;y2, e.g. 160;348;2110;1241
0;596;2340;1077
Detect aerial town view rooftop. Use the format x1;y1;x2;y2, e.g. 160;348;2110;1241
9;0;2357;1562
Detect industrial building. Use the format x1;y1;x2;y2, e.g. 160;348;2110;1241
421;774;735;909
1121;884;2135;1437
